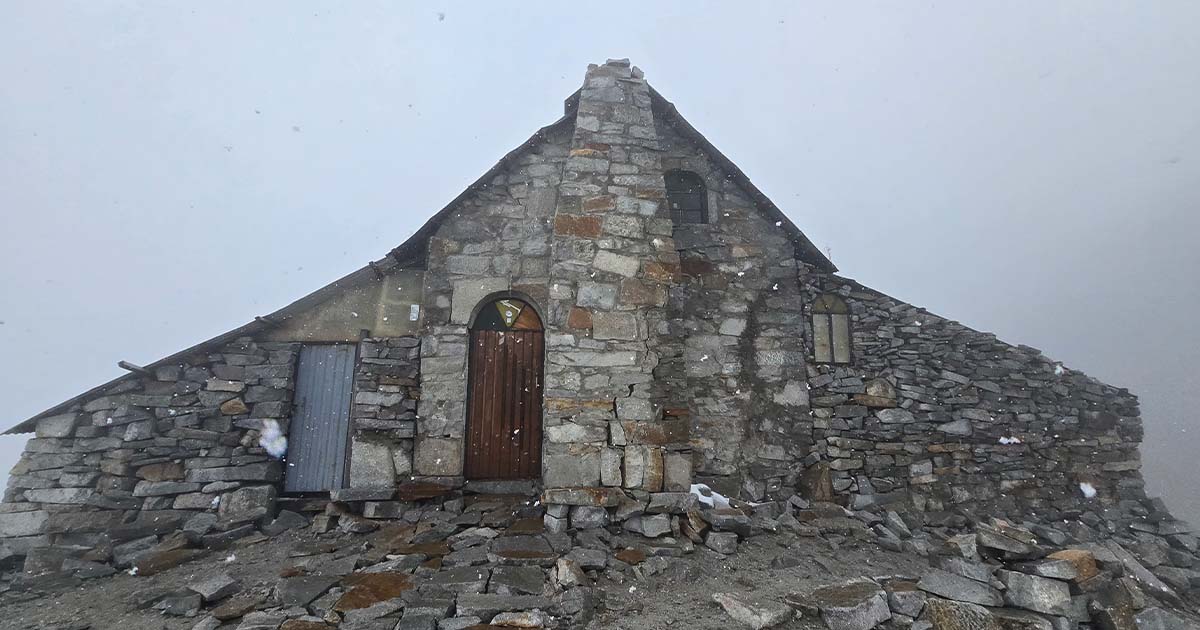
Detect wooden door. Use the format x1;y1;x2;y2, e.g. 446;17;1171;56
285;344;355;493
464;298;544;480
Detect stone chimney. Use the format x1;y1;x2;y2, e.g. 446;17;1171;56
542;60;690;493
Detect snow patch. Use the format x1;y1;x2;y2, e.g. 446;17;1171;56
690;483;731;509
259;419;288;459
1079;482;1097;498
999;436;1022;445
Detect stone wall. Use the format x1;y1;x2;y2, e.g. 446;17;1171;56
540;59;689;493
349;336;421;488
792;272;1147;523
0;337;295;552
415;117;572;480
653;108;812;501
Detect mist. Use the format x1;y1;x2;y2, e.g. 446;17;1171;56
1;2;1196;523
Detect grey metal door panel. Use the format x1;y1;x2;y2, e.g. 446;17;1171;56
285;344;355;493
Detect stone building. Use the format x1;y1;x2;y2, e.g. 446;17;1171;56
0;60;1148;550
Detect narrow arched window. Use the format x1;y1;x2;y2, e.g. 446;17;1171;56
665;170;707;224
812;294;851;364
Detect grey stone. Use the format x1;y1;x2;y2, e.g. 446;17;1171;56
23;488;95;504
1134;607;1200;629
185;462;282;483
593;312;639;340
576;282;618;309
923;598;994;630
218;485;276;523
0;510;47;537
454;593;552;618
488;565;546;596
133;480;202;496
887;585;927;618
938;419;973;436
350;438;396;485
62;557;118;579
623;514;671;537
706;531;739;554
113;534;159;567
35;413;78;438
808;579;891;630
234;611;286;630
997;570;1071;616
917;568;1003;607
275;575;339;607
541;446;600;487
877;409;915;424
647;492;699;514
413;437;462;477
262;509;308;535
189;572;240;602
570;505;609;529
711;592;793;630
428;566;490;594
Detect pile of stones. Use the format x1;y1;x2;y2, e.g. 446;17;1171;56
788;513;1200;630
3;484;304;592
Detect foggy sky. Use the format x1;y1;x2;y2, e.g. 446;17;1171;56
2;2;1197;523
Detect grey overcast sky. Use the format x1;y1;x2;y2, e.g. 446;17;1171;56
2;2;1197;523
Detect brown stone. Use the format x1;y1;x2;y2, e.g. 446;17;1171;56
621;419;689;445
567;307;593;330
641;261;680;283
333;572;414;611
211;593;266;620
554;214;602;238
281;621;331;630
799;462;833;502
540;487;624;507
1048;549;1100;582
134;548;206;576
680;255;716;277
570;148;606;158
220;398;249;415
391;540;450;556
504;517;545;536
582;195;616;212
394;481;454;501
544;397;612;413
136;461;185;481
618;278;667;306
615;548;646;565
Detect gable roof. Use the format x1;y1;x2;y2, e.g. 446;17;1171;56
6;81;834;434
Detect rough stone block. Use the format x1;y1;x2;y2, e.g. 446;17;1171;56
35;413;78;438
542;444;600;488
0;510;48;537
218;485;276;524
415;436;464;476
592;312;638;340
351;438;396;486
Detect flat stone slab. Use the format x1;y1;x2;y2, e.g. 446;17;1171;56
712;592;793;630
917;569;1003;607
541;487;624;507
997;570;1071;616
276;575;339;607
807;579;891;630
454;593;552;618
395;481;456;501
334;572;414;611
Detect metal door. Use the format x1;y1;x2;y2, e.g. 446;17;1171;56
465;298;544;480
284;344;355;493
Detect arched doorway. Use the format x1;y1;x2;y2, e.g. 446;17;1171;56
465;297;544;479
